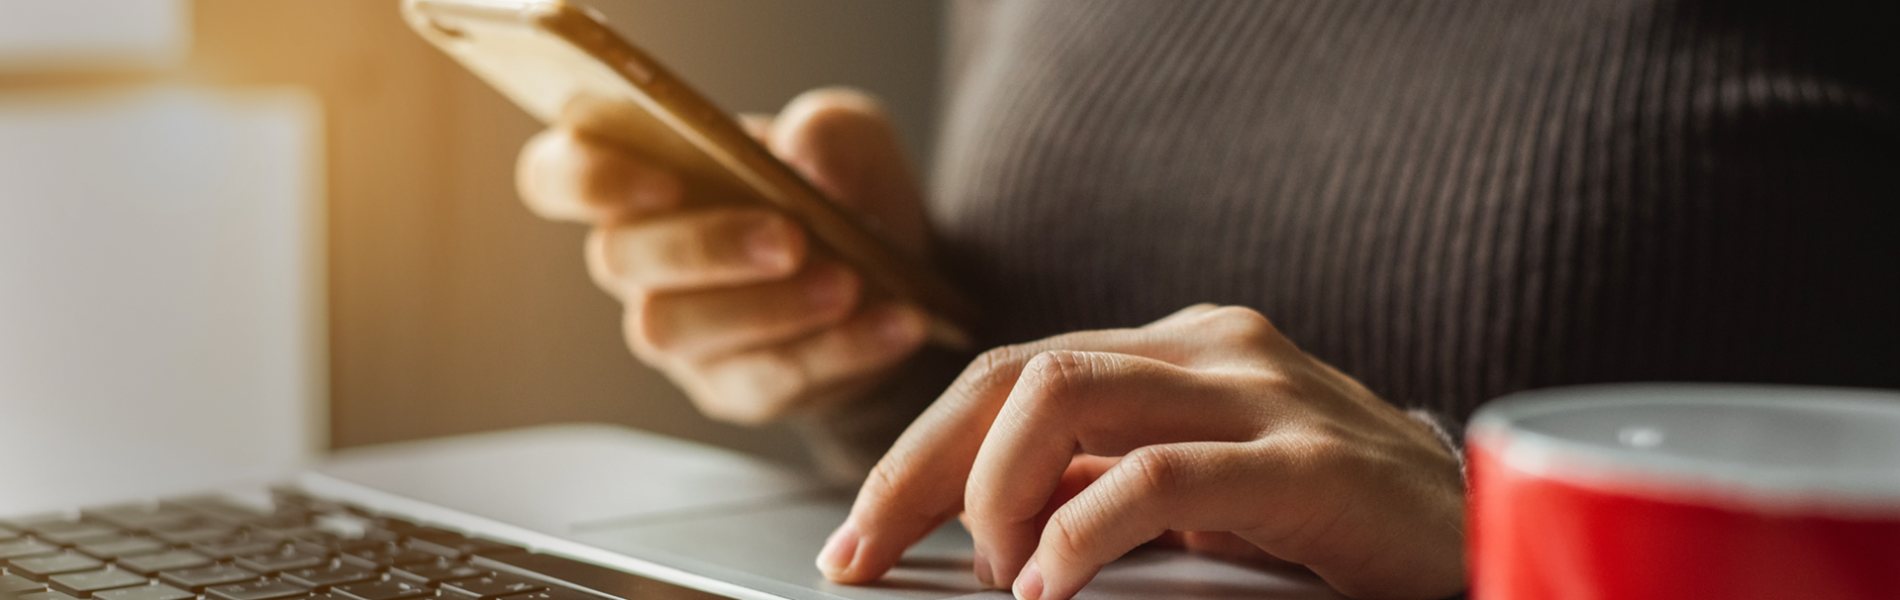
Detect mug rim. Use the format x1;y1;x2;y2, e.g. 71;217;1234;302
1469;382;1900;513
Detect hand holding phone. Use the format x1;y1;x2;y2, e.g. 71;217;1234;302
405;0;971;422
521;90;939;423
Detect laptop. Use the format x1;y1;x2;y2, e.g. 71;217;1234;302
1;423;1345;600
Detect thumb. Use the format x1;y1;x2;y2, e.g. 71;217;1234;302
768;88;928;256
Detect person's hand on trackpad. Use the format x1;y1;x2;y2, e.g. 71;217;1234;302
817;305;1469;600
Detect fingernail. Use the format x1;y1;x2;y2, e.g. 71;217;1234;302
817;521;860;579
745;219;793;272
1013;559;1044;600
972;547;994;589
805;265;852;308
878;306;924;348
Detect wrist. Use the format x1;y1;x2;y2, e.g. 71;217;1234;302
1405;408;1468;486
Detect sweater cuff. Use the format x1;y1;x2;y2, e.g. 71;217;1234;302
1405;408;1468;484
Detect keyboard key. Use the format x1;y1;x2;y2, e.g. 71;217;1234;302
338;544;436;569
404;535;520;559
74;536;169;559
159;564;258;591
364;518;427;537
83;505;203;532
28;523;123;545
20;591;83;600
307;528;398;551
293;536;389;556
331;580;430;600
161;497;268;525
243;516;312;532
254;526;326;542
471;551;727;600
278;564;376;590
491;589;600;600
388;559;484;584
440;574;543;599
1;515;70;530
263;502;317;520
115;550;213;576
352;531;405;547
234;546;328;574
148;523;236;545
281;540;338;559
49;568;148;596
302;515;370;542
1;573;46;593
1;538;60;559
9;552;106;580
192;532;285;559
266;530;337;551
95;584;196;600
205;578;311;600
265;490;324;509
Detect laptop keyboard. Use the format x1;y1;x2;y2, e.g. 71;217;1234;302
1;492;725;600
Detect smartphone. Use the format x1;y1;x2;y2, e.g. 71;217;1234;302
402;0;976;348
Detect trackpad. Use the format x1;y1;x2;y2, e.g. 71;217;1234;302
570;495;1344;600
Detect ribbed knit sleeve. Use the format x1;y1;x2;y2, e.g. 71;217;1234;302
928;0;1900;422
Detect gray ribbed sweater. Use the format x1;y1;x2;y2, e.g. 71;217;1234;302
931;0;1900;419
802;0;1900;474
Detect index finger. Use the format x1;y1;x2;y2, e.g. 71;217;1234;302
516;128;684;222
816;326;1194;584
967;351;1270;590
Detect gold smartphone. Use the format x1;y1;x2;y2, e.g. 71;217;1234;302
402;0;976;348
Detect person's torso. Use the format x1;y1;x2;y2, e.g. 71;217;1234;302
929;0;1900;418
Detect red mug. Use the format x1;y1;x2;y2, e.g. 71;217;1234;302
1468;383;1900;600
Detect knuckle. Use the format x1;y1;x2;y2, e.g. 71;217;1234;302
584;229;625;295
793;87;888;127
639;168;685;207
699;353;807;425
1204;306;1283;346
651;222;716;272
1044;511;1095;562
807;262;865;316
862;435;958;508
970;346;1016;376
514;131;568;218
860;459;903;501
1015;351;1095;412
519;188;576;223
1252;365;1306;395
1119;446;1187;501
857;457;947;528
958;345;1031;396
860;456;922;515
668;371;727;417
622;294;675;355
749;353;812;412
578;155;633;207
765;213;811;268
859;452;925;513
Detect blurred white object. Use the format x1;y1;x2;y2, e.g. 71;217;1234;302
0;86;323;513
0;0;189;71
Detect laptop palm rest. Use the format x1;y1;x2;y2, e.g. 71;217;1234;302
316;424;1342;600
